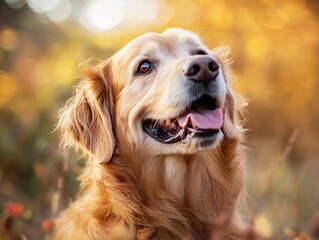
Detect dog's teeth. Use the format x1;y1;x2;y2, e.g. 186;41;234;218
163;119;179;129
187;120;193;128
163;119;172;129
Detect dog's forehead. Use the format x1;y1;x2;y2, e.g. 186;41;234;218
161;28;203;46
117;29;205;59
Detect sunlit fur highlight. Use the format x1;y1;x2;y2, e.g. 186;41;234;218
54;28;247;240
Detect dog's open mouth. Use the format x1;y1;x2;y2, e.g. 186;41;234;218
143;95;223;144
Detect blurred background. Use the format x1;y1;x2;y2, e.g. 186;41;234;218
0;0;318;239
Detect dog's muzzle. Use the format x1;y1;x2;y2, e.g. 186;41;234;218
142;56;224;146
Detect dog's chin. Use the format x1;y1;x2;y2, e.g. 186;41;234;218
142;128;224;155
174;129;224;154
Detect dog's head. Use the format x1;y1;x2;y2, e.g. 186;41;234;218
59;28;243;163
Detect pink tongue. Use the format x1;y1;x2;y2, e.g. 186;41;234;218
177;107;223;129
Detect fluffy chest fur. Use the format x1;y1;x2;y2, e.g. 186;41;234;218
85;138;244;239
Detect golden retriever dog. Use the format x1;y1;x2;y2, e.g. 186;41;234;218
54;28;246;240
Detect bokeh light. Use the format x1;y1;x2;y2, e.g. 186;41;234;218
16;0;166;32
46;0;72;23
82;0;125;31
5;0;26;9
0;0;318;239
26;0;62;13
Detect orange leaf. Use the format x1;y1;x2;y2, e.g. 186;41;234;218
6;202;24;217
41;219;53;232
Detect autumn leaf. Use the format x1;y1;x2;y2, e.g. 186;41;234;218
5;202;24;217
41;219;53;232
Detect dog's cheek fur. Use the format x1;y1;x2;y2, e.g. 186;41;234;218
212;46;245;140
58;63;115;163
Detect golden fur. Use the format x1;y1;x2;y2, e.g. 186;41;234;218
54;28;246;240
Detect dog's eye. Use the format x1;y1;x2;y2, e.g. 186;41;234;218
137;60;153;74
195;50;207;55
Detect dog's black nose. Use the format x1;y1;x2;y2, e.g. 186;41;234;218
183;56;219;83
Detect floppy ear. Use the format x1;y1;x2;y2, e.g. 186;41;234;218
212;46;246;139
59;61;115;163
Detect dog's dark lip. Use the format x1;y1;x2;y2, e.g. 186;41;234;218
142;119;220;144
142;95;222;144
142;119;184;144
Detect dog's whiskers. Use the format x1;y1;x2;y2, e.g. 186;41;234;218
153;119;163;129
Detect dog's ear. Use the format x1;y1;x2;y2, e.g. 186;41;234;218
211;46;232;70
212;46;246;139
59;61;115;164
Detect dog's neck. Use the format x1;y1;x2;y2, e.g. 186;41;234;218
163;155;188;201
91;139;244;238
131;139;243;230
162;145;243;216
